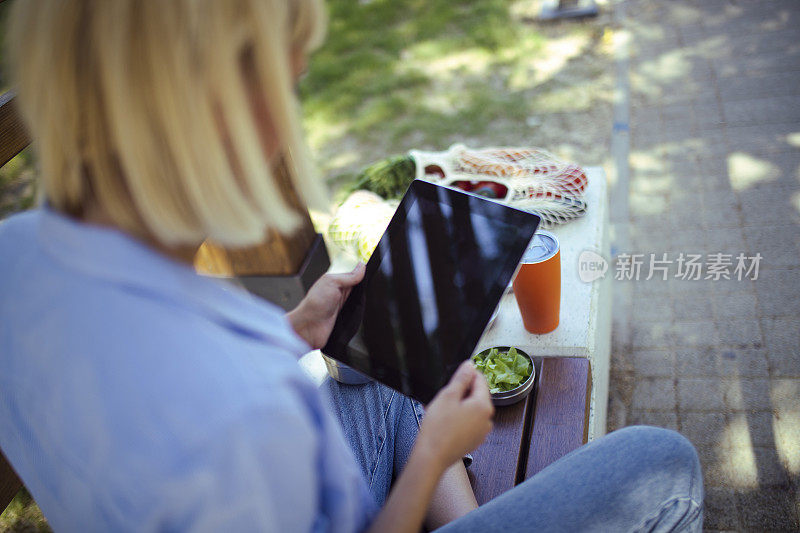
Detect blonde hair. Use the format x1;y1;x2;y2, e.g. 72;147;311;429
7;0;327;246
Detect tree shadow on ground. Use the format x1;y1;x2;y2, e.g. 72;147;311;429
612;0;800;529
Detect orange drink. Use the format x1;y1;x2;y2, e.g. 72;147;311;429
512;231;560;334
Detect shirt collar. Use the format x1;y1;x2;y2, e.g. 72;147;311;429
36;207;309;353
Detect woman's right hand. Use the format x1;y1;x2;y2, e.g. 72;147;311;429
416;360;495;471
366;361;491;533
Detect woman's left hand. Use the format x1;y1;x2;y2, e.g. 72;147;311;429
286;263;366;349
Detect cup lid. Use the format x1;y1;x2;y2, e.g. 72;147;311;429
521;230;559;263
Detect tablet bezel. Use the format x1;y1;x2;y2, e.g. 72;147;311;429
322;179;541;403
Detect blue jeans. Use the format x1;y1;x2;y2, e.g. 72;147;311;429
322;379;704;532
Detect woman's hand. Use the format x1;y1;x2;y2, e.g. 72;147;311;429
416;360;495;471
286;263;366;349
366;361;492;533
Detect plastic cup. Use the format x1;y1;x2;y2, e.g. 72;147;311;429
512;231;560;334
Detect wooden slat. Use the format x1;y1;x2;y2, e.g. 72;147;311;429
0;449;23;513
524;357;591;479
466;358;540;506
467;394;532;506
0;91;31;168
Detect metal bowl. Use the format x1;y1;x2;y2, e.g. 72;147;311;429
479;347;535;406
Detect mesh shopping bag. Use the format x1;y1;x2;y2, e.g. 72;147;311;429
410;144;588;228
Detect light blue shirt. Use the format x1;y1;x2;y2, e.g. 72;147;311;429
0;208;377;532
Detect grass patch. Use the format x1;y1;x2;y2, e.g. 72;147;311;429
0;147;36;219
0;489;51;533
298;0;611;193
299;1;537;150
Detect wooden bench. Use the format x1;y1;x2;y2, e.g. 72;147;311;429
467;357;592;504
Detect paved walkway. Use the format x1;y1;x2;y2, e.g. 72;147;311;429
609;0;800;530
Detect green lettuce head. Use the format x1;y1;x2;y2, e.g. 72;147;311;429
472;347;532;394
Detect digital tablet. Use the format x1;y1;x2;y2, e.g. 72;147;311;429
322;180;541;404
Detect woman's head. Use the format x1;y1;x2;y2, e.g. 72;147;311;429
7;0;327;246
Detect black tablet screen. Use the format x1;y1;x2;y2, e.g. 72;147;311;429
322;180;540;403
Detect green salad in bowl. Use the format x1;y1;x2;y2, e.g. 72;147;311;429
471;347;532;394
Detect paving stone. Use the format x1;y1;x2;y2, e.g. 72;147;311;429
672;320;721;347
626;410;679;430
769;378;800;412
724;96;800;126
700;190;740;211
671;292;713;321
761;316;800;377
631;107;660;126
632;296;673;323
772;409;800;473
680;411;727;447
632;377;676;411
638;275;673;295
724;122;800;155
724;411;778;448
693;103;727;132
712;290;758;319
660;103;695;125
695;445;734;488
718;70;800;101
726;446;791;487
738;188;800;228
676;347;769;377
707;274;757;295
753;269;800;317
730;24;800;49
722;378;773;411
631;322;672;349
726;151;800;193
677;377;726;411
668;228;708;254
703;488;740;531
715;318;764;348
668;196;706;230
675;346;719;377
629;127;662;149
716;348;770;377
631;349;675;377
760;316;800;351
734;488;800;531
696;155;732;176
629;219;674;247
704;228;746;254
669;278;719;299
742;225;800;269
700;202;745;231
716;52;800;79
633;277;673;298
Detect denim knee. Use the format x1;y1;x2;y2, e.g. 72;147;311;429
614;426;703;498
609;426;704;531
613;426;699;466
